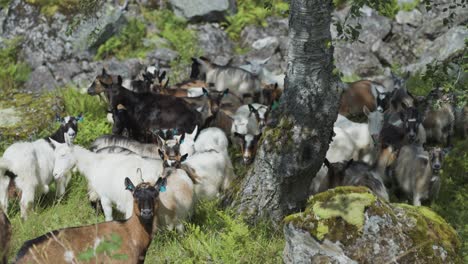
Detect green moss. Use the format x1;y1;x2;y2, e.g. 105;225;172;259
399;0;420;12
95;19;149;60
262;117;294;150
313;192;376;230
340;73;362;83
395;204;461;261
285;187;376;242
25;0;100;18
0;92;62;140
224;0;289;41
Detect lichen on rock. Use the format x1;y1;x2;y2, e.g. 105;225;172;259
283;186;462;264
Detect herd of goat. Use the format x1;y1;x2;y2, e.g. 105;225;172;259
0;55;466;263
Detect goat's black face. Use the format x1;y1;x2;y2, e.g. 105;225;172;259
125;178;165;221
401;107;421;142
58;115;81;141
376;92;391;112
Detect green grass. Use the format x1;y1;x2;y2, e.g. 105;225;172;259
224;0;289;41
95;19;149;60
143;9;201;83
146;201;283;263
0;38;31;93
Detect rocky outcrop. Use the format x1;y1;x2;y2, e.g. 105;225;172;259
168;0;236;22
0;0;128;92
283;187;462;264
333;3;468;79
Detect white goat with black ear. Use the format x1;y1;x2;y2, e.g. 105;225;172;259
0;115;81;219
232;103;269;136
51;139;163;221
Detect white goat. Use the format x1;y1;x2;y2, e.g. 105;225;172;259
335;114;374;163
173;127;234;199
176;126;229;157
51;139;163;221
0;116;80;219
231;103;268;136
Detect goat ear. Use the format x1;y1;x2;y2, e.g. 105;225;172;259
191;125;198;137
76;113;83;122
125;177;135;192
159;71;166;82
180;153;189;163
324;158;331;168
178;133;185;144
363;106;370;116
157;135;165;147
117;75;123;85
248;104;257;113
158;149;164;160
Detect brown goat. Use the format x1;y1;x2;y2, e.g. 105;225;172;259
261;83;282;108
339;80;379;116
0;208;11;264
14;178;165;264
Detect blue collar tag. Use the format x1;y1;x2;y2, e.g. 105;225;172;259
160;186;167;192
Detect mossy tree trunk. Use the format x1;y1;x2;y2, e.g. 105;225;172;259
235;0;340;225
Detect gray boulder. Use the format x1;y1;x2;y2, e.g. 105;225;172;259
192;23;234;62
168;0;236;22
405;26;468;73
283;187;462;264
25;66;58;92
334;42;384;78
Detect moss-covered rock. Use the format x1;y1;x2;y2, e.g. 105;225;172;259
283;186;462;264
0;91;63;145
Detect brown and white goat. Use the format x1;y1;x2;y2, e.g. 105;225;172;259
15;177;165;264
339;80;390;117
0;208;11;264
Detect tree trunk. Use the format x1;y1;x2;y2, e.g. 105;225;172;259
235;0;340;225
